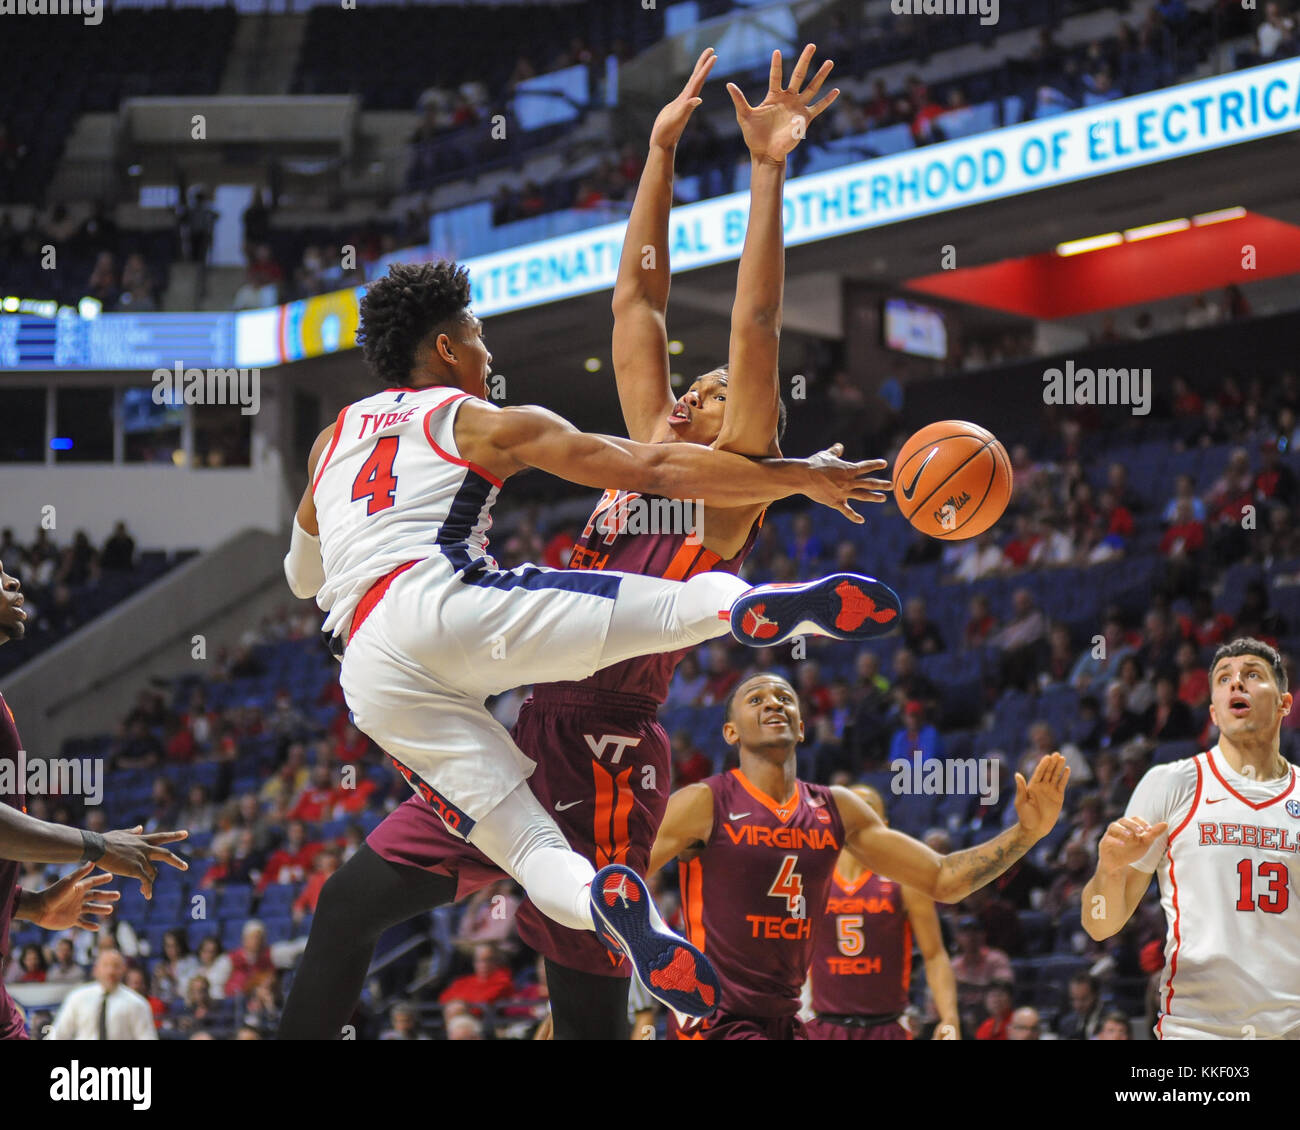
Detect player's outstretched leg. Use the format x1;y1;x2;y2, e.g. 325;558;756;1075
590;864;720;1019
728;573;902;646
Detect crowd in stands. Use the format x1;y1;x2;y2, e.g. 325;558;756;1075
0;522;178;679
0;204;166;313
4;353;1298;1039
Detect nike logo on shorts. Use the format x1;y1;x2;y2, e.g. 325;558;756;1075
556;800;583;811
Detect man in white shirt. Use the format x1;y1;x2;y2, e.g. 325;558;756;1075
46;950;157;1040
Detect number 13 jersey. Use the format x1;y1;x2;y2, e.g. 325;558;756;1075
1124;745;1300;1039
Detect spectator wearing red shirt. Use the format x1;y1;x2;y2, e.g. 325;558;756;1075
670;730;712;788
124;966;165;1028
438;944;515;1017
330;773;377;816
541;528;575;568
951;919;1014;1033
1160;499;1206;555
1001;515;1040;570
1206;448;1254;523
1174;641;1210;709
1178;590;1234;648
12;943;46;983
225;921;275;999
907;76;945;141
975;982;1015;1040
500;954;550;1024
293;848;340;921
332;722;371;764
1098;488;1134;539
288;763;336;822
258;821;320;893
1170;375;1203;418
700;642;740;706
963;593;998;650
1254;440;1298;507
164;718;195;762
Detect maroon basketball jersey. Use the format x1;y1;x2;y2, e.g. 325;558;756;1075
811;867;912;1016
679;769;845;1018
559;490;759;701
0;694;26;968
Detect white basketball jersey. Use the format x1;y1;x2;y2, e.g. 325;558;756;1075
1124;746;1300;1039
312;385;501;637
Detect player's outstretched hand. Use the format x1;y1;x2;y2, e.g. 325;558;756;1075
727;43;840;165
98;826;189;900
650;48;718;152
28;863;120;931
1097;816;1169;874
1013;752;1070;841
801;443;892;524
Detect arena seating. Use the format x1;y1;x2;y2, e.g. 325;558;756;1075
9;337;1297;1035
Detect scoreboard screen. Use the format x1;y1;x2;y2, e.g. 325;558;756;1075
0;312;238;371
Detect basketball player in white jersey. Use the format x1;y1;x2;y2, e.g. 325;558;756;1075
1082;638;1298;1039
283;259;901;1015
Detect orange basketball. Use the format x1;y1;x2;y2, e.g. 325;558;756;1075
893;420;1012;540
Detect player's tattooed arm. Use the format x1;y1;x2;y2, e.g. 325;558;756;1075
901;885;960;1039
647;783;715;875
714;45;838;459
1080;818;1164;940
611;48;717;443
833;753;1069;902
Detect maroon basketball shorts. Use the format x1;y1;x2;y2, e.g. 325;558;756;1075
670;1010;808;1040
367;685;670;977
0;987;28;1040
804;1015;912;1040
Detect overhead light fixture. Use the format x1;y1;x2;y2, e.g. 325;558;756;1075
1192;207;1246;226
1123;218;1190;242
668;340;684;355
1056;233;1123;257
584;357;601;373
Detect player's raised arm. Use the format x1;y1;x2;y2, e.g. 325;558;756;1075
715;45;838;458
648;783;715;875
832;753;1070;903
456;399;891;520
610;48;717;443
900;884;961;1039
1080;817;1165;941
